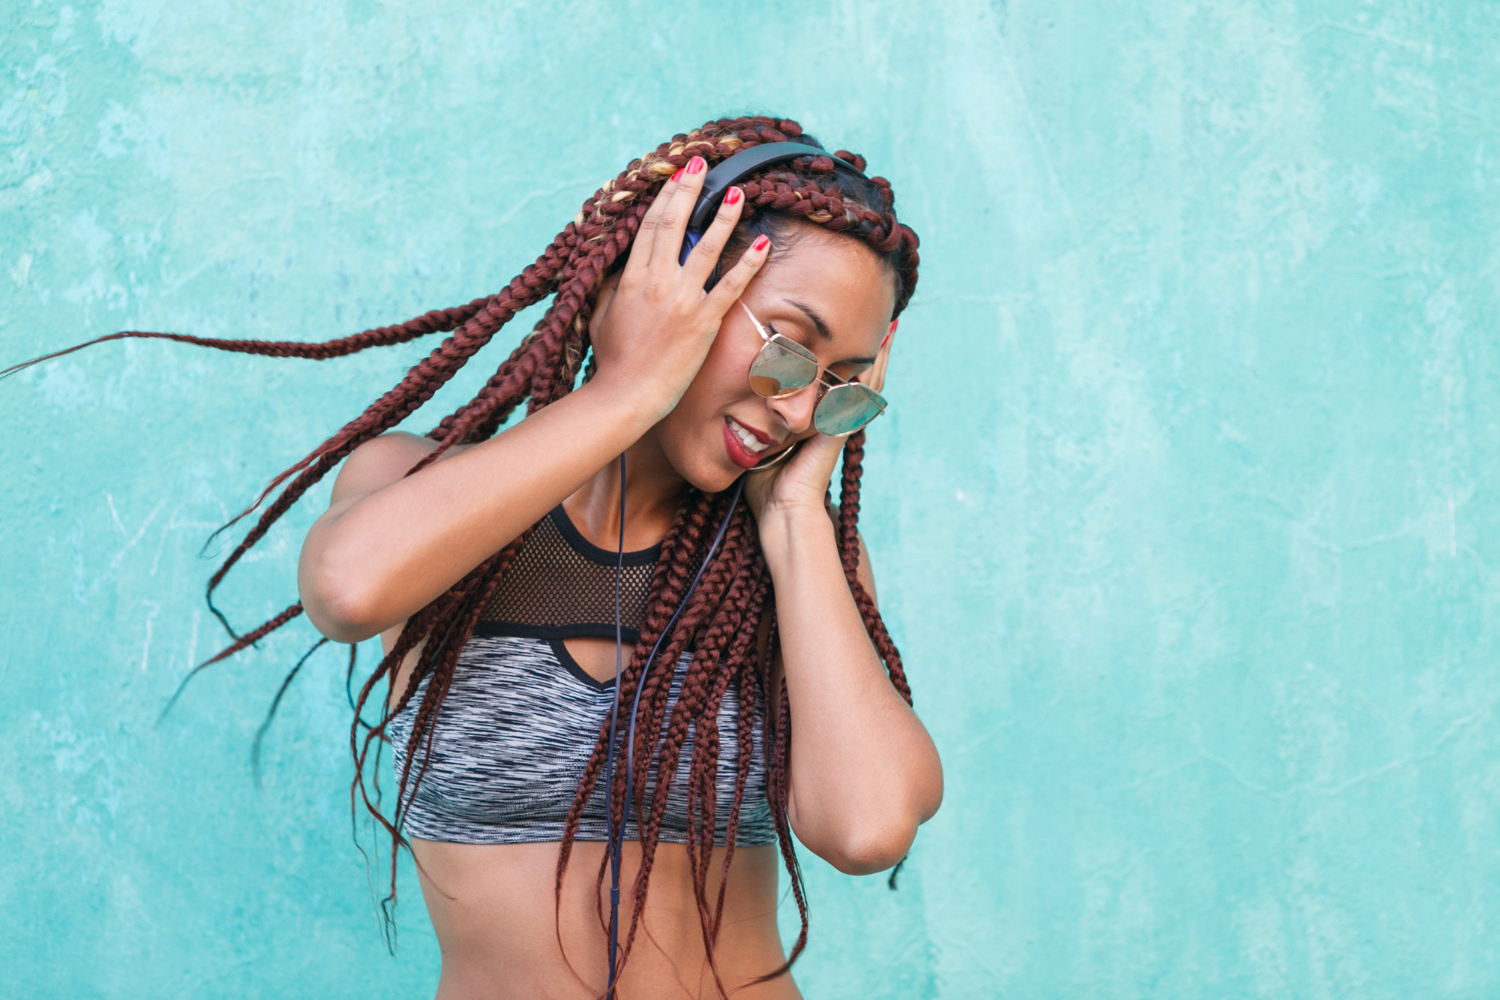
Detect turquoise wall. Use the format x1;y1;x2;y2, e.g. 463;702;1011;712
4;1;1498;996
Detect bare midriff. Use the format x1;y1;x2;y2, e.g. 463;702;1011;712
385;618;799;999
412;838;799;1000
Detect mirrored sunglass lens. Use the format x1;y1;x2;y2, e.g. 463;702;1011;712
814;384;886;435
749;340;818;398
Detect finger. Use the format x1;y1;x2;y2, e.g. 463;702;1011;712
780;432;844;492
863;326;894;394
680;184;746;288
647;155;709;279
625;163;689;276
801;429;848;463
701;234;772;314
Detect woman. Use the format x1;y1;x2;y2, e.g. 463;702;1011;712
12;114;942;998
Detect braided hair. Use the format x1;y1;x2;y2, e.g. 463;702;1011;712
6;113;921;994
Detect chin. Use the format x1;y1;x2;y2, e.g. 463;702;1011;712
670;436;747;496
684;461;744;497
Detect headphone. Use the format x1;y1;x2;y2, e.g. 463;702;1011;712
600;141;872;994
677;140;872;284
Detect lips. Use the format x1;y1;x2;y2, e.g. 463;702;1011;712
723;416;777;470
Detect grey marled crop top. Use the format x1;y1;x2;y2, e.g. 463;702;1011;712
386;505;776;846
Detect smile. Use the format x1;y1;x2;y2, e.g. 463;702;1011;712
723;416;778;469
727;416;771;454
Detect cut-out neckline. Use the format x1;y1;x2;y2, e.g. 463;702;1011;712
550;638;617;690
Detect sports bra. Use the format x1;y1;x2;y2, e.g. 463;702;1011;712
386;504;776;846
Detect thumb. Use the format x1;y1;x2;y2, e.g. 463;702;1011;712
588;272;621;340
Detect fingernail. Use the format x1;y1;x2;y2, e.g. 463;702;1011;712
687;155;706;174
724;186;742;206
751;235;770;252
670;167;684;182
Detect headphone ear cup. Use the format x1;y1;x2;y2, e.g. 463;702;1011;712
680;229;723;292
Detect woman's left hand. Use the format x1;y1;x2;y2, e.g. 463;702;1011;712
742;325;894;528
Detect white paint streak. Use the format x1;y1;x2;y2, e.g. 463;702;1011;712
150;503;184;577
105;491;125;535
996;31;1080;241
184;606;200;672
139;600;160;672
9;252;32;287
104;494;168;577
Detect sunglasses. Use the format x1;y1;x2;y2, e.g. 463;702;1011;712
739;301;889;436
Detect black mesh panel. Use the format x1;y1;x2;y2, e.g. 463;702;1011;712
478;506;660;642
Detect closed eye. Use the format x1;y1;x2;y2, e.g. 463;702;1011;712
767;323;873;380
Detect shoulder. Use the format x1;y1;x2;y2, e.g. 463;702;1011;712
330;431;473;505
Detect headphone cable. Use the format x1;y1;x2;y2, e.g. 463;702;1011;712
603;468;744;995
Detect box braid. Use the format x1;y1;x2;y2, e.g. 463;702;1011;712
9;112;919;991
605;509;760;976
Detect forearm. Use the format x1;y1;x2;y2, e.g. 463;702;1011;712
760;512;942;874
301;377;658;639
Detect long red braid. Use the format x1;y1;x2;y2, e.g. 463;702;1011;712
6;113;921;995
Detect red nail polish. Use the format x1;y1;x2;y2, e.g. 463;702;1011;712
751;234;770;252
670;167;684;182
724;186;742;206
687;155;706;174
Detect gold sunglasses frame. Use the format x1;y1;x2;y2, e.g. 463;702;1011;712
738;301;889;437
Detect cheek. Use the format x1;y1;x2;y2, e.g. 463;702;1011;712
676;331;757;419
656;332;761;475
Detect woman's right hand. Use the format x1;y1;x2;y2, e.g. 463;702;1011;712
301;156;772;643
586;155;772;418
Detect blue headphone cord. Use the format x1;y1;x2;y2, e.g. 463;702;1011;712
604;453;627;993
603;456;744;995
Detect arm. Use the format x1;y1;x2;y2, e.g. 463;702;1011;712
762;510;944;876
298;382;661;643
299;157;770;643
745;325;942;875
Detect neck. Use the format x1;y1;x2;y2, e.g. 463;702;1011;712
563;424;688;552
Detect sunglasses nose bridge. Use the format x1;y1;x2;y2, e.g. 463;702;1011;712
764;375;820;434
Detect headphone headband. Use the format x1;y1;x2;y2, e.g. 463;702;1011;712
687;141;870;232
680;141;870;264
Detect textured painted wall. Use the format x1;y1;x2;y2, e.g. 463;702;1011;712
4;1;1498;997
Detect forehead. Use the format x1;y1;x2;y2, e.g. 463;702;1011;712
752;227;896;344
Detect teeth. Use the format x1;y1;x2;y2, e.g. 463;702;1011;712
728;417;770;453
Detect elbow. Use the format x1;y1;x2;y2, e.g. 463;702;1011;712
307;594;379;646
798;764;943;876
298;550;383;645
821;819;919;877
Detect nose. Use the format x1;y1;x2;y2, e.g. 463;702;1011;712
766;381;819;435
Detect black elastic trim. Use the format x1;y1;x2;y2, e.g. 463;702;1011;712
474;620;642;644
548;639;616;690
550;505;662;567
475;620;698;654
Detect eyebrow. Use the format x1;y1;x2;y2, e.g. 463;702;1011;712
783;298;877;367
786;298;833;341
